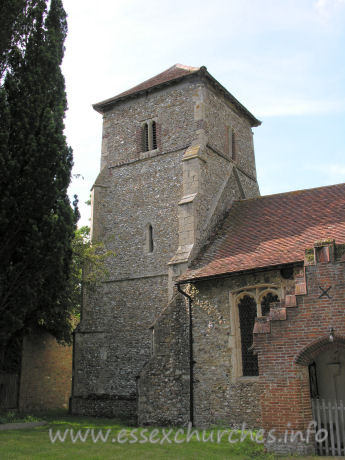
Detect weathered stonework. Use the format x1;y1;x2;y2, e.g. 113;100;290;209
138;294;190;426
72;66;260;422
189;268;298;428
72;276;168;420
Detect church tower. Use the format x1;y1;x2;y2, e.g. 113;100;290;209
71;64;261;421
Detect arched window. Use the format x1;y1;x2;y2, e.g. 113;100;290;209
145;224;154;253
238;295;258;376
142;120;158;152
152;121;157;150
143;123;149;151
232;286;280;380
151;327;155;356
231;129;237;161
261;292;279;316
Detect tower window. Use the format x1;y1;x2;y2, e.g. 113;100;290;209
142;120;158;152
145;224;154;253
143;123;149;151
151;327;155;355
226;126;237;160
152;121;157;150
231;129;237;161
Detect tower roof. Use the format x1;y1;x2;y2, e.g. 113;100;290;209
93;64;261;127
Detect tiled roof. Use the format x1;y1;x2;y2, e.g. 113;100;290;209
179;183;345;282
113;64;199;99
93;64;261;126
93;64;199;113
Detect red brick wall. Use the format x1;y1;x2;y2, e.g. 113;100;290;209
19;332;72;412
254;247;345;434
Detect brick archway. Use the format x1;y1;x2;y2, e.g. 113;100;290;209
295;335;345;366
295;335;345;456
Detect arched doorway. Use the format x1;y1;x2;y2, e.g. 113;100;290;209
297;338;345;456
310;346;345;402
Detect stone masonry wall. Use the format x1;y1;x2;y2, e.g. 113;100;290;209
168;78;260;276
189;268;297;428
72;275;168;421
194;148;242;257
100;79;198;168
76;276;168;392
19;332;72;412
138;294;190;426
72;79;202;420
204;83;258;183
73;72;262;422
100;152;184;279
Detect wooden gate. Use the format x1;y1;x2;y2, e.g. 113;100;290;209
312;399;345;456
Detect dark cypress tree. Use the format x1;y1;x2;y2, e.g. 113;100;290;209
0;0;26;79
0;0;77;367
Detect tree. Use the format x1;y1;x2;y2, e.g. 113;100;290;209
69;226;115;319
0;0;77;364
0;0;26;79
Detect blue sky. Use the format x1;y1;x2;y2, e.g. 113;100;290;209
62;0;345;226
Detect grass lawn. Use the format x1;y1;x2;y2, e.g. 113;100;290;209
0;414;332;459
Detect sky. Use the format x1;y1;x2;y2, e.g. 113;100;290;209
61;0;345;227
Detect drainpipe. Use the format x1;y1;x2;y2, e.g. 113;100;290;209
69;327;76;414
177;283;194;426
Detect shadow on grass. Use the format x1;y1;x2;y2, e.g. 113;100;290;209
0;414;328;460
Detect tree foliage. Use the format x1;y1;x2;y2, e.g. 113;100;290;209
0;0;77;354
0;0;26;79
69;226;115;319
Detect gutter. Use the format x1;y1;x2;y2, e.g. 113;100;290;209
176;284;194;426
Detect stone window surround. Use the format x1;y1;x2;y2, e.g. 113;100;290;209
144;222;154;254
225;125;238;161
150;326;155;356
141;117;158;153
229;284;281;382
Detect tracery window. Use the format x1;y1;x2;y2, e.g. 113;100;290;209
232;286;280;378
261;292;279;316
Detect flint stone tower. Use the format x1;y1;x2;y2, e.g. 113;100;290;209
71;64;261;421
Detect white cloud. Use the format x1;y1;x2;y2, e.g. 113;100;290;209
314;0;345;24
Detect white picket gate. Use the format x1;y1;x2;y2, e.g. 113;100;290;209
312;399;345;456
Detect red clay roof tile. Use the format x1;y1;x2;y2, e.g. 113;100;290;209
179;183;345;282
